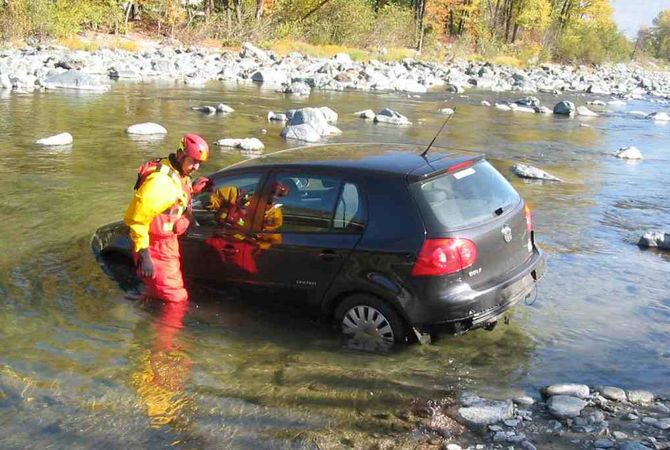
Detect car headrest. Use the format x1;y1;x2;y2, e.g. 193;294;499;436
423;189;447;203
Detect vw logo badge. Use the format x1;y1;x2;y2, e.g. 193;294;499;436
501;225;513;243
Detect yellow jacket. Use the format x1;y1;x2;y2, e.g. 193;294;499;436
124;158;190;252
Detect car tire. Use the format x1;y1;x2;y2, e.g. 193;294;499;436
334;294;408;352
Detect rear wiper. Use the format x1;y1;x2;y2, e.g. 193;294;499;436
494;207;504;216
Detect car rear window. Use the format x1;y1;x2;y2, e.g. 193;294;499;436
416;160;520;228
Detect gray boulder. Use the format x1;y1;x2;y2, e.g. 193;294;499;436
280;81;311;96
638;231;670;250
546;395;586;418
215;138;264;151
251;70;288;85
355;109;376;119
240;42;272;62
553;100;576;116
280;124;322;143
458;398;514;426
216;103;235;113
41;70;108;91
646;111;670;121
514;96;541;107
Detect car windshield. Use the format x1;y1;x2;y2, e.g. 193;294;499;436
417;160;520;228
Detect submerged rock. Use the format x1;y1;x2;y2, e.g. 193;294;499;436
512;163;562;182
458;398;514;425
374;108;412;126
216;103;234;113
613;146;643;160
126;122;167;135
638;231;670;250
576;105;598;117
267;111;288;122
35;132;73;146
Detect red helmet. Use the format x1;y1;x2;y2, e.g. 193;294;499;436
179;133;209;162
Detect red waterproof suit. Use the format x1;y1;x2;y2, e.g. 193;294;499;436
124;157;192;303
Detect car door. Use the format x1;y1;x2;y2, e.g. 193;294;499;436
246;170;367;305
181;170;267;288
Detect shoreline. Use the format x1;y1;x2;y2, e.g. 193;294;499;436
2;37;670;102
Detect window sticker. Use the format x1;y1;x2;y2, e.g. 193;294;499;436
453;167;476;179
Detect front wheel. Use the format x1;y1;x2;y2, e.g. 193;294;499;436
334;294;408;352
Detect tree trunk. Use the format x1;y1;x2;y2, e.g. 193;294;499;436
255;0;264;19
234;0;242;24
416;0;427;52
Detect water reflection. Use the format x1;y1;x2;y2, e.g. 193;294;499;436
130;300;193;428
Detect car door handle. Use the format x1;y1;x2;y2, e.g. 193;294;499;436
319;249;338;262
222;245;239;256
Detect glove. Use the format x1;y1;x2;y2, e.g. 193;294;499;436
173;216;190;235
192;177;213;195
137;248;155;279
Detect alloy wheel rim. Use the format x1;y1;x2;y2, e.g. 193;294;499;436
341;305;395;351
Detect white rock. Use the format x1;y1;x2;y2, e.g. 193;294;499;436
638;231;670;250
281;124;322;142
613;146;643;160
513;106;535;113
512;163;562;182
126;122;167;135
439;108;455;115
627;390;654;404
481;100;491;107
458;399;514;425
216;103;235;113
598;386;627;402
267;111;288;122
355;109;376;119
374;108;412;126
215;138;264;151
646;111;670;121
35;132;73;146
238;138;264;151
495;103;511;111
545;384;590;398
577;106;598;117
319;106;338;123
215;138;241;148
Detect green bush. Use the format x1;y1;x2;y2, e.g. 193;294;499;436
555;22;632;64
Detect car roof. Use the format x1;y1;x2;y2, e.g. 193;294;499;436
219;143;482;181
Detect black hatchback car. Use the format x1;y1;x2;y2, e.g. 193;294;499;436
93;144;546;350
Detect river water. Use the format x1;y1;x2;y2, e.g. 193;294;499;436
1;81;669;448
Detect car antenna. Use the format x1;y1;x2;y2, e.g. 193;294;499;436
421;109;455;158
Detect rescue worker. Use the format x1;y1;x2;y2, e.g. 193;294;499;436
124;133;211;303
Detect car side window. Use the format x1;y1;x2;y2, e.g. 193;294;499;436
261;173;341;233
333;182;366;233
192;172;263;229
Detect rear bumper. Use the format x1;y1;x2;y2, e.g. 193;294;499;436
405;247;546;331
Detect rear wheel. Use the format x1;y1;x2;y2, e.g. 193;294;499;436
334;294;407;352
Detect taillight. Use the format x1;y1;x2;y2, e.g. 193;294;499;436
524;204;533;232
411;238;478;276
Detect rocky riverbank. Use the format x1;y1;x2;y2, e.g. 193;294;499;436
375;383;670;449
2;41;670;101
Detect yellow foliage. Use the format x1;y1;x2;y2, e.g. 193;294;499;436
58;37;99;52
